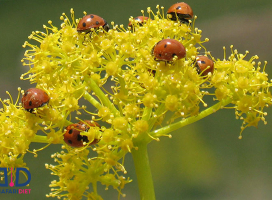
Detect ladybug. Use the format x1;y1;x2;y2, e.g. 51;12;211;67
78;120;101;130
21;88;50;113
128;16;150;27
63;120;101;147
195;55;214;76
152;39;186;62
167;2;193;23
77;14;109;33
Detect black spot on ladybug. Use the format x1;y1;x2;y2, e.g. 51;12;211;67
90;15;94;18
201;61;206;64
24;91;28;96
68;140;72;144
159;54;162;57
164;44;167;48
176;6;181;10
172;53;176;57
77;134;82;141
82;22;86;27
29;101;32;106
82;135;89;143
96;21;99;25
68;129;73;134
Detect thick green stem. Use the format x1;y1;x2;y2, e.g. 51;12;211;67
131;142;156;200
130;98;232;199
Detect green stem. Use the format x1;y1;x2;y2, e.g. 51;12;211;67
85;78;119;116
147;104;165;132
130;98;231;199
117;75;128;96
131;142;156;200
92;181;98;196
149;97;232;140
142;107;152;121
31;135;51;143
83;91;102;110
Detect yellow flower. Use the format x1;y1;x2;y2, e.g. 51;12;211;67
0;89;35;167
0;3;270;199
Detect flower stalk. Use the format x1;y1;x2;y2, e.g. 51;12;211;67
149;97;232;141
132;142;156;200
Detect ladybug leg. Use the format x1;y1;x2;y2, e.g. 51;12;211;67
179;18;189;24
193;60;201;74
103;23;110;32
40;101;49;108
88;32;93;39
27;108;34;113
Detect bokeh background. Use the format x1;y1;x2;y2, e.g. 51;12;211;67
1;0;272;199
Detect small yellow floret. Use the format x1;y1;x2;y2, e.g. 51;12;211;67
112;117;128;130
134;120;149;133
165;95;179;111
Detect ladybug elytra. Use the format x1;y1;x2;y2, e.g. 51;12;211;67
167;2;193;23
195;55;214;76
21;88;50;113
152;39;186;62
77;14;109;33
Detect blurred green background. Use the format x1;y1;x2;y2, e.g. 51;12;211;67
1;0;272;199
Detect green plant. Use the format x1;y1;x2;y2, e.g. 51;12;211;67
1;3;271;200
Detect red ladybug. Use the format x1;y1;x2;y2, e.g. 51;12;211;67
63;120;101;147
167;2;193;23
128;16;150;27
152;39;186;62
195;55;214;76
21;88;50;113
77;14;109;33
78;120;100;131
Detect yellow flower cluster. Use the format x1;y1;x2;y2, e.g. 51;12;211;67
0;89;33;168
45;147;131;199
212;48;271;137
0;3;270;199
